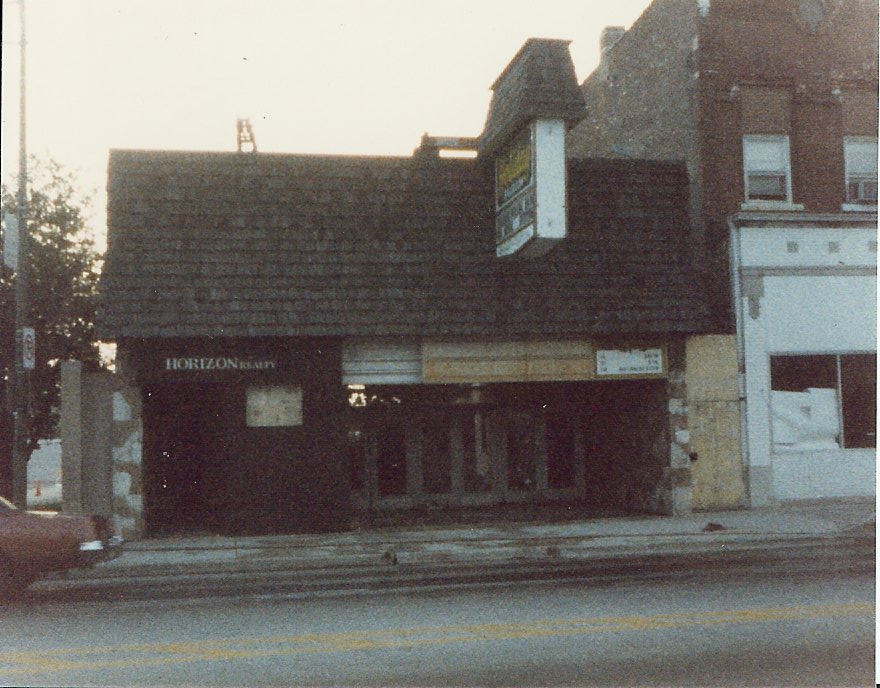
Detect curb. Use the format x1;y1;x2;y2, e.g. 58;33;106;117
51;531;873;585
32;535;874;603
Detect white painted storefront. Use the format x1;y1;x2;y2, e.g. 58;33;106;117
731;215;877;504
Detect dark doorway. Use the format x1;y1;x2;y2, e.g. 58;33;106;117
581;379;668;512
143;384;227;536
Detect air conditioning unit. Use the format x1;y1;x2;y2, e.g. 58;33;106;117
747;172;787;201
847;178;878;204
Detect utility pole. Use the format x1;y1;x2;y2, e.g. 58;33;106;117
11;0;30;508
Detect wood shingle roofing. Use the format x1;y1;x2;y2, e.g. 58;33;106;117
479;38;587;158
98;149;708;340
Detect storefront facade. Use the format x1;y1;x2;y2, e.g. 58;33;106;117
97;39;709;538
130;338;348;535
103;334;692;538
343;339;684;515
730;212;877;503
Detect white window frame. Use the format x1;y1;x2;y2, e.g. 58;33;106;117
742;135;795;209
843;136;878;211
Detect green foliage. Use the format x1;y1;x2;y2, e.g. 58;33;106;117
1;158;103;454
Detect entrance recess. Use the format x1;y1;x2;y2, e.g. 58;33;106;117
143;384;226;535
347;381;670;514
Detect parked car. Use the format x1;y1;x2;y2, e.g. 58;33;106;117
0;496;122;595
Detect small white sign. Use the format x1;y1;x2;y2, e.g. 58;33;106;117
3;211;19;270
246;384;303;427
22;327;36;370
596;347;664;377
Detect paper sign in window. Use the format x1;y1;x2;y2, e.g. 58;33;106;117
246;385;302;427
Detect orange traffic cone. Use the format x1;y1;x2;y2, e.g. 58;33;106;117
35;480;41;497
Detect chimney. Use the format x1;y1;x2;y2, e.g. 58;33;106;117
598;26;625;81
600;26;626;58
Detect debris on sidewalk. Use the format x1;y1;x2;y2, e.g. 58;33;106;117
702;522;727;532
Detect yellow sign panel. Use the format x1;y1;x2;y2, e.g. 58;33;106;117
423;341;593;384
496;129;533;208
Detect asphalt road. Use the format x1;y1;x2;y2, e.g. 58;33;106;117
1;543;874;687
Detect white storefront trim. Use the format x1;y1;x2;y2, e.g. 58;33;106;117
772;449;875;500
730;213;877;504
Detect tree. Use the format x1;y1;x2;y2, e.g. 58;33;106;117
0;158;103;497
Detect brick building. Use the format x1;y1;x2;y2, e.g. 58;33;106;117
568;0;878;505
87;40;709;539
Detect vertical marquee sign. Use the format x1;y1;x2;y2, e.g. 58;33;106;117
495;119;567;258
495;127;535;251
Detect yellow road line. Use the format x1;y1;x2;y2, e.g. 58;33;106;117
1;602;872;676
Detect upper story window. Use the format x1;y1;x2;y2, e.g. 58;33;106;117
743;135;792;205
844;137;878;209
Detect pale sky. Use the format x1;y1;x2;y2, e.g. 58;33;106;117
1;0;652;249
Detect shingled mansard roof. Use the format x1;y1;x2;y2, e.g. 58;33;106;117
478;38;588;158
98;150;708;340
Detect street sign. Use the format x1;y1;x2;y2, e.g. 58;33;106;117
22;327;35;369
3;211;19;270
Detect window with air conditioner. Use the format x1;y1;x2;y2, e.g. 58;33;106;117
844;137;878;209
743;135;792;205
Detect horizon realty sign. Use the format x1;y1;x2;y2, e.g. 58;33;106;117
165;356;277;371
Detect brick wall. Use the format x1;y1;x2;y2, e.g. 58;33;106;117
696;0;877;216
698;0;878;319
568;0;879;330
568;0;699;163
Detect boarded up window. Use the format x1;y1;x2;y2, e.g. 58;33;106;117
770;354;877;450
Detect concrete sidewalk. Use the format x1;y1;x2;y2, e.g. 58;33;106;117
65;498;874;586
